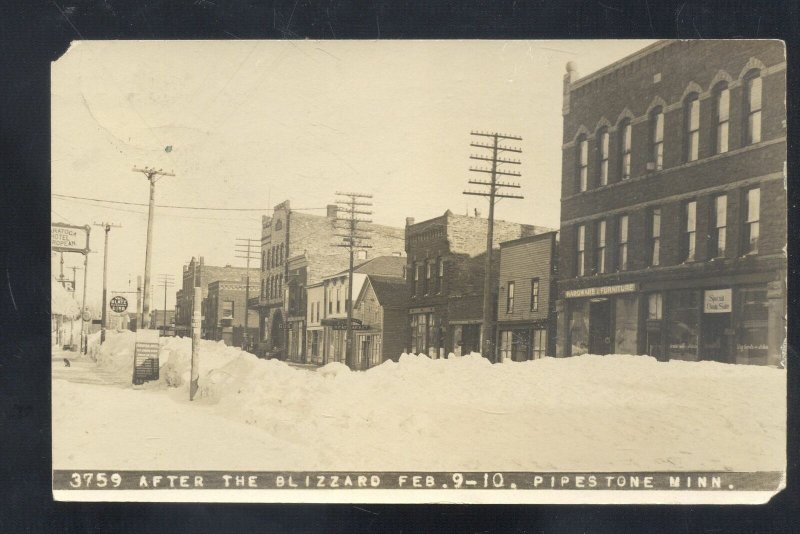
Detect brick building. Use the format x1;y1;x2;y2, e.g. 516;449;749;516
253;200;405;360
405;210;551;358
496;231;559;361
556;40;786;366
149;308;175;334
305;256;406;367
175;256;256;339
205;279;260;346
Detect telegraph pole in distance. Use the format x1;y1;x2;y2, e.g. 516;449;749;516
156;274;175;335
333;192;373;369
235;237;260;351
133;166;175;330
463;131;524;363
69;265;82;348
94;222;122;344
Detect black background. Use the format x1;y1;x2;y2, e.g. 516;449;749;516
1;1;798;531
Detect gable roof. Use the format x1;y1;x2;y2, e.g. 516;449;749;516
365;275;408;309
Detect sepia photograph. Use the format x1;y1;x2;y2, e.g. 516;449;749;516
49;39;786;504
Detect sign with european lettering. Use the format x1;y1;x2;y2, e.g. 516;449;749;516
704;289;732;313
51;223;90;254
565;283;637;299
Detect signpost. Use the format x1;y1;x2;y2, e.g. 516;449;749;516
190;287;201;401
132;329;160;385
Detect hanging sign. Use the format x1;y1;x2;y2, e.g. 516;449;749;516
704;289;732;313
109;295;128;313
51;223;90;254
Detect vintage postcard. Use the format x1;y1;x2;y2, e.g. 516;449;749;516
51;39;786;504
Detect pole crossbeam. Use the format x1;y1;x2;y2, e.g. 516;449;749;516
463;130;525;363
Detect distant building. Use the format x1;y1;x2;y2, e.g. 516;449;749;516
556;40;786;365
496;231;559;361
205;279;260;346
252;200;405;360
306;255;406;367
175;256;257;338
149;309;175;334
405;210;552;358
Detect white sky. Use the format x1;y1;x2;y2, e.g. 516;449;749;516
51;39;655;312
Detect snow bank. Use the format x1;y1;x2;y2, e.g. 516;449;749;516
51;276;80;317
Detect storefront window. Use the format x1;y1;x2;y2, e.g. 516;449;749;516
499;330;512;361
532;328;547;359
667;290;700;360
735;287;768;364
568;300;590;356
614;295;638;355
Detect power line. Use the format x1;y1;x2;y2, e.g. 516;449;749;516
52;193;328;212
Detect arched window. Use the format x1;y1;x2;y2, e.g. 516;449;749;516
649;106;664;171
576;135;588;192
744;70;762;145
683;93;700;162
713;82;730;154
597;127;609;186
618;119;632;180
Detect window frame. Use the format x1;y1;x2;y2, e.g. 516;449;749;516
711;194;728;258
530;278;540;312
576;224;586;277
742;187;761;255
683;200;697;262
577;135;589;192
684;93;700;162
619;120;632;180
744;71;763;146
649;207;661;267
506;281;515;314
616;214;629;271
714;83;730;154
597;127;609;186
649;106;664;171
595;220;606;275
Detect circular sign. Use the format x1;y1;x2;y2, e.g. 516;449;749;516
82;310;91;322
109;295;128;313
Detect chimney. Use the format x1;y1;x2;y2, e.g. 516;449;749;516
562;61;578;116
327;204;338;218
406;217;415;226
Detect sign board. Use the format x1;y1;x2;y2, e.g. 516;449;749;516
109;295;128;313
565;283;637;299
81;310;91;322
51;223;90;254
133;329;160;385
409;306;435;315
704;289;732;314
60;279;75;292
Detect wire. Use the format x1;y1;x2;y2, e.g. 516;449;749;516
52;193;328;212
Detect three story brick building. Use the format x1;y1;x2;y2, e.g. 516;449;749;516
556;40;786;366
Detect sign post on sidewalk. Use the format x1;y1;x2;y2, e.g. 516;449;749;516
190;286;201;401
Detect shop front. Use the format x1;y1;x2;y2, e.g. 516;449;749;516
497;319;550;361
409;306;445;358
565;283;639;357
451;321;480;357
306;327;323;365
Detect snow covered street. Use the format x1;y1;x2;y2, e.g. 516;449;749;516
52;333;786;472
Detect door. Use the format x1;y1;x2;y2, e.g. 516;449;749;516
589;299;612;355
701;313;731;363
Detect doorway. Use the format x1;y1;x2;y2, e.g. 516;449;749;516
589;299;612;355
701;313;731;363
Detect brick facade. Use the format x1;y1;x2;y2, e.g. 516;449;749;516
205;280;260;346
557;40;786;366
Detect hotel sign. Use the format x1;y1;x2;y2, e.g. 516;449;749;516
565;283;637;299
704;289;732;313
51;223;90;254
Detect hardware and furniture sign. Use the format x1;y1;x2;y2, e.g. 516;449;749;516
564;283;637;299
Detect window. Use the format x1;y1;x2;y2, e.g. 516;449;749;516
328;288;333;313
576;225;586;277
595;220;606;274
438;258;444;293
684;94;700;162
531;328;547;359
744;71;762;145
650;107;664;170
222;300;234;319
426;261;432;280
530;278;540;312
710;194;727;258
336;287;341;313
647;293;663;320
616;214;629;271
714;83;730;154
683;200;697;262
577;136;588;192
506;281;515;313
619;120;632;180
743;187;760;254
650;207;661;266
598;128;609;186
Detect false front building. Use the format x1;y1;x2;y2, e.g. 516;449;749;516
556;40;786;365
405;210;551;358
253;200;405;360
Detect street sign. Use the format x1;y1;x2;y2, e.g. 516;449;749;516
51;223;90;254
109;295;129;313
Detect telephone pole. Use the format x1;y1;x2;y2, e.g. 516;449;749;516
94;222;122;344
463;131;524;363
133;166;175;330
68;265;82;347
333;192;373;369
235;237;260;351
156;274;175;335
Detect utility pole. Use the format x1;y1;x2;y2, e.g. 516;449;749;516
463;131;524;363
80;226;91;354
133;166;175;330
156;274;175;335
94;222;122;344
333;192;373;369
69;265;82;348
235;237;260;351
